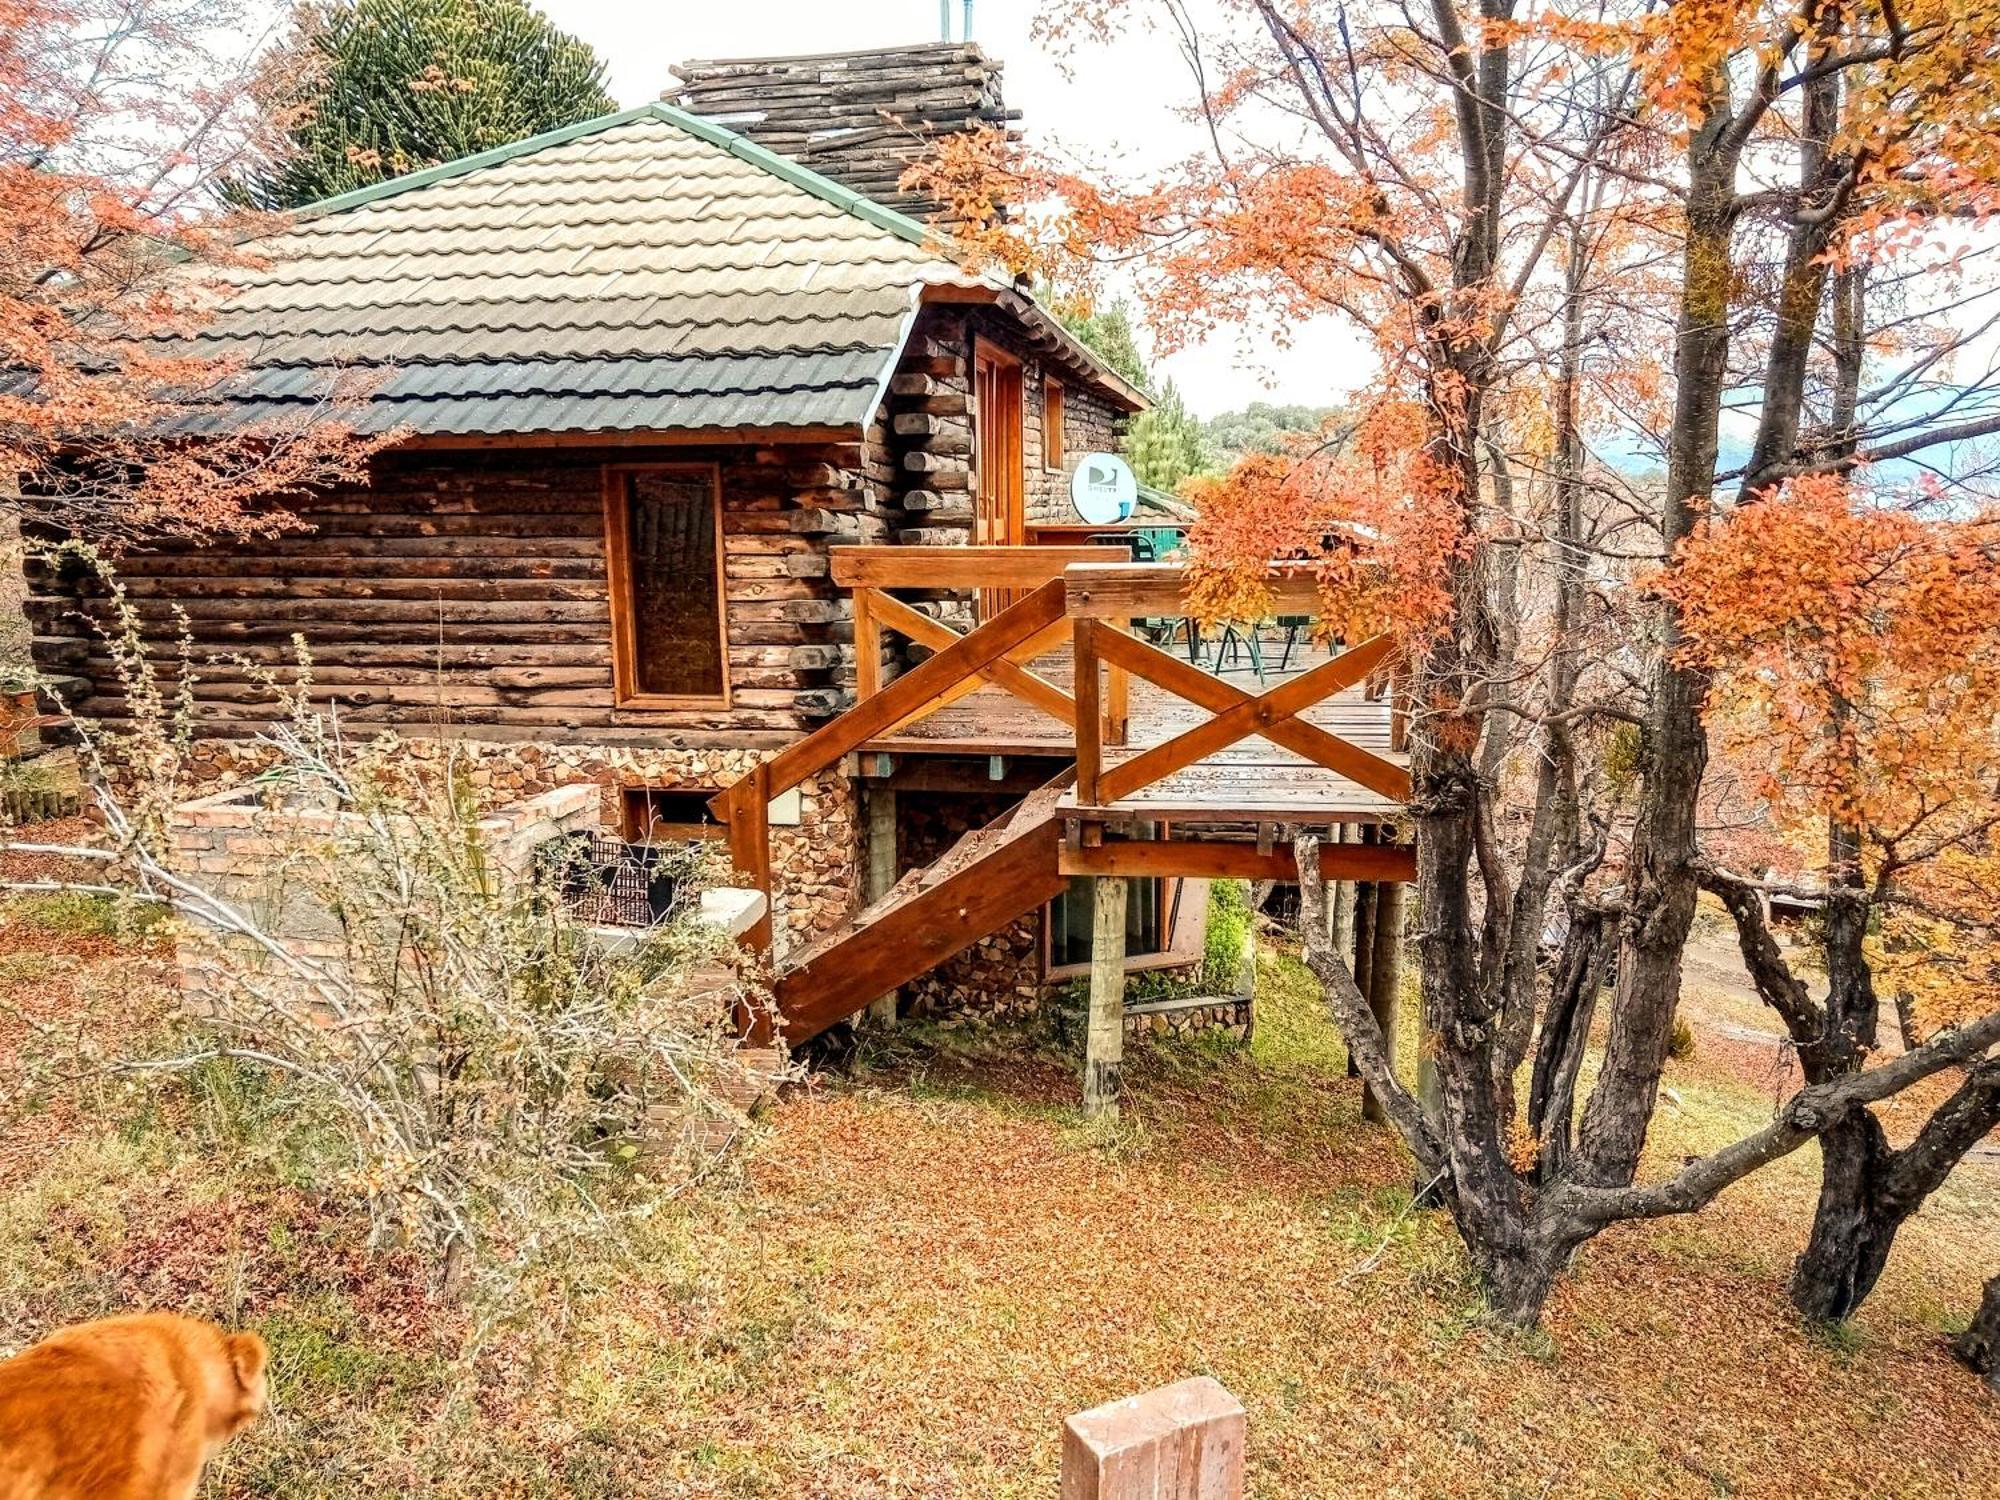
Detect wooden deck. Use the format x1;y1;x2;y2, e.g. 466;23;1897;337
711;549;1415;1042
861;638;1405;825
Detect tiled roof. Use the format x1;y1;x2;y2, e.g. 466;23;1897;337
169;102;1140;439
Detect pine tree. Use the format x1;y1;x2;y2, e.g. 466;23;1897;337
1057;301;1149;390
243;0;615;208
1125;379;1211;492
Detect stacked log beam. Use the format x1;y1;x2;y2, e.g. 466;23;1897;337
25;441;890;744
666;43;1019;224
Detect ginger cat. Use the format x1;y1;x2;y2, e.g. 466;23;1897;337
0;1313;267;1500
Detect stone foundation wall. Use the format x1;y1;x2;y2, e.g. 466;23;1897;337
1124;995;1253;1044
166;781;604;1011
177;733;861;958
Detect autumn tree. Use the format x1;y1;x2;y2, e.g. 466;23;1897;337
239;0;615;209
2;0;381;544
945;0;2000;1321
1671;486;2000;1320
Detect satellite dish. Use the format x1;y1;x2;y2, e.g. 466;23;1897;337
1070;452;1138;526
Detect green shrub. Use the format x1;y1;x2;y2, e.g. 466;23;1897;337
1202;880;1254;994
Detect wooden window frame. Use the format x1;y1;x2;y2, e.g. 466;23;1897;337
1043;375;1065;472
619;785;729;844
601;462;732;711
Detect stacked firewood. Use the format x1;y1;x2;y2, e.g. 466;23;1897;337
665;43;1020;223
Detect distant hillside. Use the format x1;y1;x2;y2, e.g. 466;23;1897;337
1201;402;1349;470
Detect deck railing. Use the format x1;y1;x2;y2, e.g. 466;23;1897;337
707;549;1412;955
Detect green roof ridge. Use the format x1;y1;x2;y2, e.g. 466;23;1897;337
291;103;666;219
288;101;942;256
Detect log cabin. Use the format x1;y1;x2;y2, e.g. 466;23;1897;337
25;45;1413;1086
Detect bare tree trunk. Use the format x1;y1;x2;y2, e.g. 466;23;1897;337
1574;106;1737;1186
1529;907;1611;1179
1709;859;2000;1321
1954;1275;2000;1390
1792;1060;2000;1320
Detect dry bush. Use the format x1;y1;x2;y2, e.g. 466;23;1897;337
3;548;784;1307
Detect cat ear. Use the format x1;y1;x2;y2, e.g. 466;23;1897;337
224;1331;268;1391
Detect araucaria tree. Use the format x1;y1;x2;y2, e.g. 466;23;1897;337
2;0;380;542
965;0;2000;1322
241;0;615;209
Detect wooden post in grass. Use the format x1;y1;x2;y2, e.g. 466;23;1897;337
1083;876;1128;1118
1061;1376;1246;1499
862;784;898;1026
1362;872;1405;1124
1348;827;1378;1081
1328;823;1357;959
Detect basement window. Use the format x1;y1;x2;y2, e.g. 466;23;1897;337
1046;876;1176;972
604;464;729;708
620;787;727;844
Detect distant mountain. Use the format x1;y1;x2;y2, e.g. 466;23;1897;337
1201;402;1349;469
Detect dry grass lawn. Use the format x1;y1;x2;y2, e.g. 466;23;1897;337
0;893;1994;1498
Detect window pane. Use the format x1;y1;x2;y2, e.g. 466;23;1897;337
1049;876;1163;968
623;470;723;699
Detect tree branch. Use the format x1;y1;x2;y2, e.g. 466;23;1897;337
1558;1006;2000;1226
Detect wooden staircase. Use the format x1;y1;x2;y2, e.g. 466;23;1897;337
773;774;1073;1042
710;547;1414;1049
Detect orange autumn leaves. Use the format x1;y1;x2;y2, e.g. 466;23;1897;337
1179;400;1464;645
1;0;383;542
1669;477;2000;1027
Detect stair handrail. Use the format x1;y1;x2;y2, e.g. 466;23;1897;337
708;575;1076;952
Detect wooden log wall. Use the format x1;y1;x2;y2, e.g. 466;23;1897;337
666;43;1021;225
26;440;896;748
887;304;1131;543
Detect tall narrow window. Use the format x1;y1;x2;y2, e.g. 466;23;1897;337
1044;376;1065;471
604;465;728;707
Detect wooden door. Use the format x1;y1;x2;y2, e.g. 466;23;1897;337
972;342;1025;618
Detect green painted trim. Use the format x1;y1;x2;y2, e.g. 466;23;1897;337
291;103;669;219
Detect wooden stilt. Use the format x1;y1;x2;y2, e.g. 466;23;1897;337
1329;824;1357;959
1083;876;1128;1119
863;784;899;1026
1348;828;1378;1080
1362;874;1405;1124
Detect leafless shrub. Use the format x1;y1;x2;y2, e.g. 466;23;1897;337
3;548;786;1305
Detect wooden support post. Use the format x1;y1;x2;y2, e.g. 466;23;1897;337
854;586;882;702
726;762;774;1042
1348;828;1377;1081
1074;618;1102;806
1061;1376;1246;1500
1083;875;1127;1119
862;784;898;1027
1105;618;1131;746
1362;875;1405;1124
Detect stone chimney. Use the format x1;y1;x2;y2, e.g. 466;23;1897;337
664;42;1019;223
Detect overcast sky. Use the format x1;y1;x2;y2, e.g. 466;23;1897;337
535;0;1376;417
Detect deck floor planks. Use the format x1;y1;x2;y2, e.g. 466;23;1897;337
860;638;1405;825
